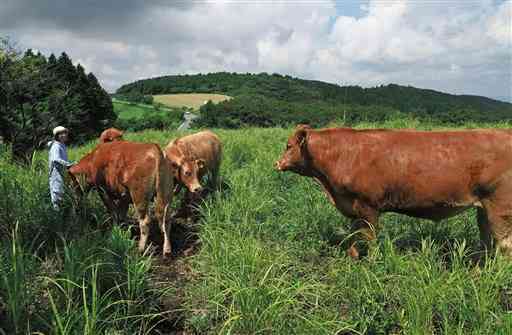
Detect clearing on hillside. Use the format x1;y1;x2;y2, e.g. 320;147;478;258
154;93;231;110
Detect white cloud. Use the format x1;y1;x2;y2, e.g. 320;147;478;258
487;1;512;45
2;0;510;100
315;0;511;97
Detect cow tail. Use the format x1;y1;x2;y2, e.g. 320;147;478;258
155;149;173;220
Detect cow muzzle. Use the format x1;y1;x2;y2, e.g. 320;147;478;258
190;185;203;194
275;160;285;171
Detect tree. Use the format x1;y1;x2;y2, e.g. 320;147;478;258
0;37;116;162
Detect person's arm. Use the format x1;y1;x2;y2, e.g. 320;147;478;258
50;145;74;168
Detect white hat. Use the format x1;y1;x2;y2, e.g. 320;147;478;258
52;126;69;136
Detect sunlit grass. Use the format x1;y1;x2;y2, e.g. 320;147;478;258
154;93;231;110
1;119;512;334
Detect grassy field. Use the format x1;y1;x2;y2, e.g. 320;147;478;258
113;100;173;120
1;120;512;334
153;94;231;110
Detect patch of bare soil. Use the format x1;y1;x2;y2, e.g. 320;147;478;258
126;190;213;334
146;214;202;335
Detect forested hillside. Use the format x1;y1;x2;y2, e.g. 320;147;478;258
0;39;115;161
117;72;512;127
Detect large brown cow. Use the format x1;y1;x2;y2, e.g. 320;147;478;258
99;127;124;143
276;125;512;258
164;130;222;195
68;141;174;256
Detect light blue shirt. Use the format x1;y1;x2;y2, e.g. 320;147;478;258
48;141;73;208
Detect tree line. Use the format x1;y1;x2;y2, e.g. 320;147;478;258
0;38;116;161
117;72;512;128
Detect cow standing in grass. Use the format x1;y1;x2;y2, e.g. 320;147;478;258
68;141;174;256
164;131;222;214
276;125;512;258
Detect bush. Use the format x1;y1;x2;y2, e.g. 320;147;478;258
114;112;183;132
114;93;154;105
195;94;406;129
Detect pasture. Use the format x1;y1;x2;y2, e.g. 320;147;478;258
113;100;173;120
153;94;231;110
1;121;512;334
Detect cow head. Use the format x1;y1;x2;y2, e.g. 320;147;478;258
166;142;204;194
275;124;312;175
99;128;124;144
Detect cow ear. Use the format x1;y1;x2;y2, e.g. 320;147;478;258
295;124;312;131
295;128;309;148
196;159;205;169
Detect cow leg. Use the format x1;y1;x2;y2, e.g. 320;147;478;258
98;191;117;228
137;212;151;253
477;207;493;252
346;216;379;259
186;191;194;218
132;200;151;253
313;177;336;206
482;208;512;257
481;203;512;257
155;180;172;258
155;200;171;257
346;200;379;259
210;168;220;191
118;198;130;227
481;180;512;257
180;190;194;217
190;192;202;220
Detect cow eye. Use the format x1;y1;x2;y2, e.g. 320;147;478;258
185;171;191;177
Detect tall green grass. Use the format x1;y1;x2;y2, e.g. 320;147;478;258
1;121;512;334
179;126;512;334
0;149;165;334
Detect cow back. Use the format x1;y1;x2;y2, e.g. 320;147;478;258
166;130;222;177
304;128;512;210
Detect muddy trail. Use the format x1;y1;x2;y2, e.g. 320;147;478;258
128;205;204;335
123;187;224;334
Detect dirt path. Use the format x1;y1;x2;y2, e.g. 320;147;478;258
147;217;202;335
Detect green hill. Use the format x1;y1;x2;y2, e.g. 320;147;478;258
112;99;183;131
116;72;512;127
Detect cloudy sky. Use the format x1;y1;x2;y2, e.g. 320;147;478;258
1;0;511;100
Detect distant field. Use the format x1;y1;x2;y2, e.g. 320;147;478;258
153;93;231;110
113;100;172;120
112;100;184;131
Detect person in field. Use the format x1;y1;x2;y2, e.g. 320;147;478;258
48;126;74;209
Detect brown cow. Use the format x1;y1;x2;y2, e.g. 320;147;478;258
99;127;124;143
276;125;512;258
164;130;222;195
69;141;174;256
